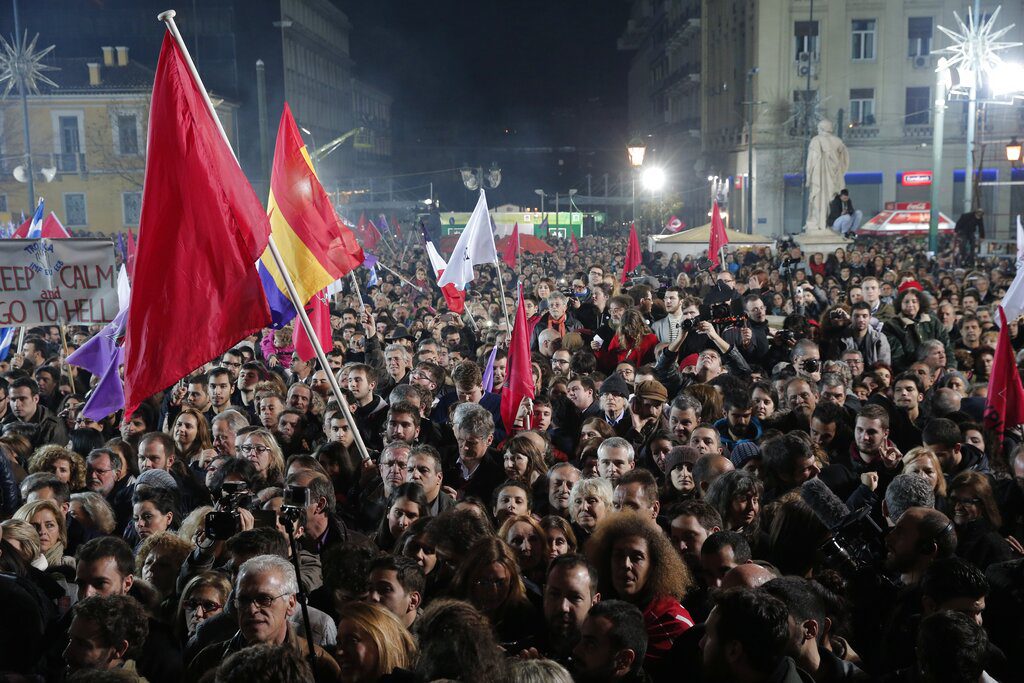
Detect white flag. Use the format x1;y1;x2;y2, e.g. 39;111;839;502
1016;215;1024;268
437;189;498;290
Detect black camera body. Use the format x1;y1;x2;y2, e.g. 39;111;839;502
204;481;256;540
817;506;897;588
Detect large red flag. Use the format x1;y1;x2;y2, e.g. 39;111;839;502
502;222;520;268
500;285;536;433
124;33;271;416
293;289;332;362
621;222;641;283
709;201;729;269
984;306;1024;439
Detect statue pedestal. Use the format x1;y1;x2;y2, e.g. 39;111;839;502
796;228;852;255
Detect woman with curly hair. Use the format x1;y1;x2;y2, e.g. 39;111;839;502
450;536;541;646
705;469;766;553
413;599;508;682
136;531;192;621
28;445;86;491
334;601;418;683
593;308;659;373
883;288;954;372
586;511;695;671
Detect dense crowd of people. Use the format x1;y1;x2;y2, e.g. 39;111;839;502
0;229;1022;683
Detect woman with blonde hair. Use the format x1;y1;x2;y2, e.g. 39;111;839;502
14;498;74;568
568;476;613;543
236;427;286;485
174;571;232;644
28;446;86;491
69;491;117;535
335;601;417;683
0;518;46;569
901;447;947;498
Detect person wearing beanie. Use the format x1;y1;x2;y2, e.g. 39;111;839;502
599;373;632;437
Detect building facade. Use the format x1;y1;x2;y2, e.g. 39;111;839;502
0;47;237;233
698;0;1024;238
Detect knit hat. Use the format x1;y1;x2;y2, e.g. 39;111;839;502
729;441;762;468
664;445;701;472
136;468;178;491
599;373;631;397
634;379;668;404
897;280;923;293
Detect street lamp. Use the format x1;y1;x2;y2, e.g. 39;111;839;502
627;137;647;224
534;189;545;214
641;166;667;192
1006;137;1022;164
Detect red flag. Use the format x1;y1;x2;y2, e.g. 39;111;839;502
124;33;272;416
12;211;71;238
621;222;641;283
571;232;579;255
665;215;686;233
425;241;465;313
391;215;402;241
984;306;1024;439
502;222;520;268
500;286;536;433
365;219;381;252
293;289;331;362
709;201;729;269
126;228;138;280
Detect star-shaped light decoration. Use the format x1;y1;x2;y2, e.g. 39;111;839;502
933;6;1021;95
0;31;59;100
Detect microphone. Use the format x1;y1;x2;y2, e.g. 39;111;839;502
800;477;850;530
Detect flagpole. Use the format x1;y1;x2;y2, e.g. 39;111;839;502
158;10;372;468
350;272;366;313
493;262;513;332
375;260;426;295
59;324;76;395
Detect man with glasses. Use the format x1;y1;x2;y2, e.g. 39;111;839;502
86;448;132;533
357;441;412;529
551;348;573;378
219;349;244;384
186;554;339;683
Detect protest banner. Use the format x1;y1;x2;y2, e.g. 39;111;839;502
0;239;117;326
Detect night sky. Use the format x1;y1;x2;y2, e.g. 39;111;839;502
339;0;633;189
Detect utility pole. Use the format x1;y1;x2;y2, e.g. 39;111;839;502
963;0;981;213
800;0;815;230
256;60;270;183
744;68;759;235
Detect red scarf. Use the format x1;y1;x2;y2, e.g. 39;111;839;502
547;314;566;337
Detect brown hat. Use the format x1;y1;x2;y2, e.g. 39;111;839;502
634;379;668;404
664;445;701;472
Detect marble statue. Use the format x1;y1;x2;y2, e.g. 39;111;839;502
804;119;849;233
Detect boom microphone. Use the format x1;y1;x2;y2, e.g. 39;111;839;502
800;477;850;530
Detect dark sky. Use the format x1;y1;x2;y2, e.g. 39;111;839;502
338;0;632;143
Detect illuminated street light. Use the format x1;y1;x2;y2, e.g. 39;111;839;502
642;166;667;192
1007;137;1022;164
627;138;647;168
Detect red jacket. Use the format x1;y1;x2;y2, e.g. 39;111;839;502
642;594;694;662
594;333;659;373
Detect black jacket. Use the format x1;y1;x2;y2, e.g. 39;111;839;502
827;196;856;227
25;404;67;448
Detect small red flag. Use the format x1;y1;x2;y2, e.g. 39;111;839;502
500;285;536;434
621;222;641;283
125;228;138;280
392;215;402;241
571;233;579;255
984;307;1024;439
502;222;520;268
124;33;272;416
365;219;381;252
709;201;729;269
293;289;332;362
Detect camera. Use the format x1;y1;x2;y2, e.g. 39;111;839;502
773;330;797;346
829;309;848;322
204;481;255;541
801;358;821;373
817;506;897;588
279;485;310;525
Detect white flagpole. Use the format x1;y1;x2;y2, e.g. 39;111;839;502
157;10;371;464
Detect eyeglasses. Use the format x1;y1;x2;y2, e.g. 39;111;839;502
183;599;223;613
237;444;271;455
87;466;114;476
234;592;290;610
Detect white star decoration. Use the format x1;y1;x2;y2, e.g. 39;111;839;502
933;6;1022;94
0;31;59;100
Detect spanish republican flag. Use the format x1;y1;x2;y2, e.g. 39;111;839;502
258;103;364;327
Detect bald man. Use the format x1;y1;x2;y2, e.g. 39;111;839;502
721;563;776;590
693;454;735;497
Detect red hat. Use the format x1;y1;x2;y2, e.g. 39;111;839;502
680;353;699;369
898;280;923;293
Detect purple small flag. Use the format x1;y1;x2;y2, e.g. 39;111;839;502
117;233;128;262
481;343;499;393
377;215;391;234
68;309;127;420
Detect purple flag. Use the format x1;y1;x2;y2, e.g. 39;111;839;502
481;343;499;393
377;215;391;234
68;309;127;419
